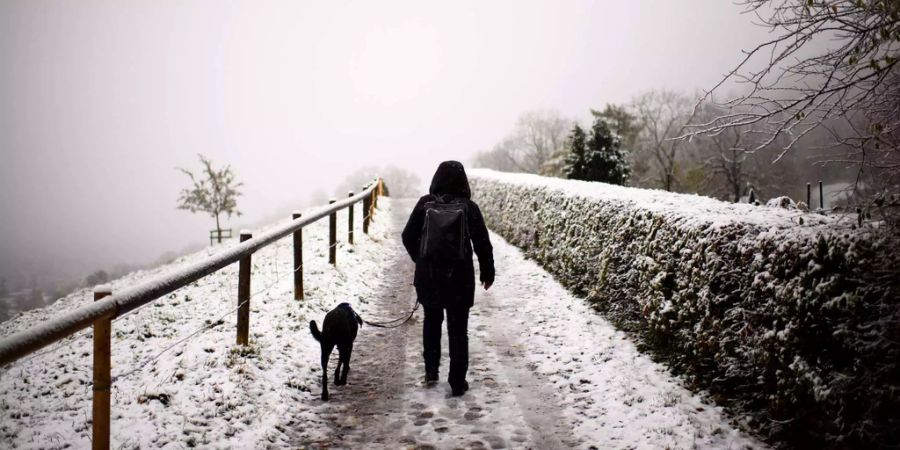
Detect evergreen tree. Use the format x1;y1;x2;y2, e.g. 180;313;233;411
564;125;588;180
591;104;640;152
582;118;630;185
592;104;640;185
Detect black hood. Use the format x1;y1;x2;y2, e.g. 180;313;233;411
429;160;471;199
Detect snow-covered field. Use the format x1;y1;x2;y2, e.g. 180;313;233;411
0;199;395;448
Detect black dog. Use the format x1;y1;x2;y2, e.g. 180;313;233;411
309;303;362;401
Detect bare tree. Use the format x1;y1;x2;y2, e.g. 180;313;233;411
691;102;750;202
473;109;572;175
177;154;243;243
683;1;900;207
335;165;421;198
633;90;694;191
705;126;748;202
685;102;804;203
378;166;422;197
472;137;526;172
513;110;572;173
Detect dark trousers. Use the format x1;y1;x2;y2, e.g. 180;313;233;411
422;305;469;388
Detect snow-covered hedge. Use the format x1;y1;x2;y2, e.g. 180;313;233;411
469;169;899;448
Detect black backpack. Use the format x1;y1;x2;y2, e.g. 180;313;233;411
419;195;469;264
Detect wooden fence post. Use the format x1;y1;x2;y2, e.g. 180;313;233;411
237;231;251;346
292;212;303;301
347;192;354;245
362;186;371;234
807;183;811;208
370;185;377;222
329;200;337;265
92;286;112;450
372;179;379;210
819;180;825;210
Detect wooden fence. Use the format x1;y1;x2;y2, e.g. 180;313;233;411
0;177;386;449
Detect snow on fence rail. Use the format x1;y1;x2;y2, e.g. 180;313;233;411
0;178;386;450
468;169;899;448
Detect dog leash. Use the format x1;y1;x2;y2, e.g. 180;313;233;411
362;300;420;328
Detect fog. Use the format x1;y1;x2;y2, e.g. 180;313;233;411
0;1;771;293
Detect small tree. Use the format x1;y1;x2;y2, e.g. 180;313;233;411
564;125;589;180
177;154;243;243
584;118;630;185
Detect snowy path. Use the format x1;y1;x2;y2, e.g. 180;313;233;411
287;198;764;450
283;200;416;447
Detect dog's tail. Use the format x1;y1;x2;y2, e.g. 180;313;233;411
309;320;322;342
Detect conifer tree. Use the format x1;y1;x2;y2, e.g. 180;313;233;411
584;118;630;185
564;125;588;180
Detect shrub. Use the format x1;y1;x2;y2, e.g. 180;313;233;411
470;169;899;448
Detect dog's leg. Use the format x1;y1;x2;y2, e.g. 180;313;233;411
321;342;334;401
333;357;343;386
338;343;353;385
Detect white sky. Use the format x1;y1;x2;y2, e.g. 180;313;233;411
0;0;772;280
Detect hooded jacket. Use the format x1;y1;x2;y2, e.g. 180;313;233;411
401;161;494;308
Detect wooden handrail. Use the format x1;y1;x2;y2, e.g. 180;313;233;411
0;180;381;367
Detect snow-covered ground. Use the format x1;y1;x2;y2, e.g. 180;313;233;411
1;197;764;449
0;199;395;448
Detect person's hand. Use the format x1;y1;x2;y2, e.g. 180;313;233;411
482;281;492;291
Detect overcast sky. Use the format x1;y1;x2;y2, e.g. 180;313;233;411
0;0;772;283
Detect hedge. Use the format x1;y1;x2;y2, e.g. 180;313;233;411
469;169;899;448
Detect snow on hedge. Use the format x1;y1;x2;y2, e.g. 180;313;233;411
469;169;899;448
0;200;395;449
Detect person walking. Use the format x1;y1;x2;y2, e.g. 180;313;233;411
401;161;494;396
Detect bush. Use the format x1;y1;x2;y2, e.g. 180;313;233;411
470;169;899;448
